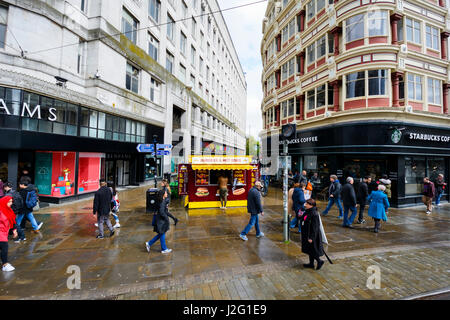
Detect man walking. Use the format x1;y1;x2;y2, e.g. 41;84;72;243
435;174;446;206
356;176;370;224
17;181;43;233
341;177;357;228
422;177;435;215
218;173;229;209
3;182;26;242
321;175;344;218
240;181;264;241
93;179;114;239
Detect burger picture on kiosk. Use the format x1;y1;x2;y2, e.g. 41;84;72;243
195;187;209;197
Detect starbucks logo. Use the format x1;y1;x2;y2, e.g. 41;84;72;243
391;129;402;144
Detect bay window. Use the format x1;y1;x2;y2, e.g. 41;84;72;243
346;14;364;42
406;18;421;44
346;71;365;98
407;74;422;101
426;25;439;50
427;78;441;105
346;70;387;98
307;84;331;110
368;11;387;36
368;70;386;96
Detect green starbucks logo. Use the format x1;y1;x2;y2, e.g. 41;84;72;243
391;129;402;144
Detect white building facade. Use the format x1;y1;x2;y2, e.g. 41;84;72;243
0;0;247;202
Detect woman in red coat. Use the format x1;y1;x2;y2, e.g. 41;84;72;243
0;196;18;272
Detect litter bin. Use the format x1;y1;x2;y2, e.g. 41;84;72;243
169;181;178;199
146;188;160;213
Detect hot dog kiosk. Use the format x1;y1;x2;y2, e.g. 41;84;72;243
178;156;260;209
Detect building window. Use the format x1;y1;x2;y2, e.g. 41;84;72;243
406;18;421;44
346;14;364;42
77;40;84;74
426;25;440;50
307;42;315;64
149;0;161;23
180;31;187;55
346;71;365;98
427;78;441;105
150;78;160;104
166;51;174;73
307;0;315;21
0;6;6;49
148;33;159;61
80;0;88;13
191;45;196;67
199;57;204;74
368;69;387;96
126;63;139;93
368;11;387;37
179;64;186;83
192;17;197;39
397;18;404;42
122;9;138;44
407;74;422;101
167;14;174;41
307;84;327;110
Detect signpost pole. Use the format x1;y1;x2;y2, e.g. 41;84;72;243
283;141;289;243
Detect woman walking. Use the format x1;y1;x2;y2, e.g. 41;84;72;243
162;179;178;225
0;196;18;272
367;185;390;233
145;189;172;254
301;199;325;270
290;182;306;233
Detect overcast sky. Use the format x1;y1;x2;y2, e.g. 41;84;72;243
216;0;266;140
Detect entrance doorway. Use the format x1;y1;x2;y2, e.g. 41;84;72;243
105;160;130;187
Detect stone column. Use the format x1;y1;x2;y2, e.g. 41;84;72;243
390;14;403;45
276;105;281;126
441;32;449;60
391;72;403;108
330;80;341;111
331;27;342;56
443;83;449;114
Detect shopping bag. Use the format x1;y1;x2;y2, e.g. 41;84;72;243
318;213;328;245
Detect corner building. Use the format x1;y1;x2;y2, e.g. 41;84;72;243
0;0;246;203
261;0;450;207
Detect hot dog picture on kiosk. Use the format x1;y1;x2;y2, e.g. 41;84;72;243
178;156;260;209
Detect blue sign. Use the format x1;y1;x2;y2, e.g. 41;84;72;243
156;144;173;150
136;144;154;153
156;150;171;156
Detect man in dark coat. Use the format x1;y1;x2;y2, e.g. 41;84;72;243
301;199;325;270
356;176;370;224
321;175;344;218
298;170;308;185
93;179;114;239
3;182;26;242
240;181;264;241
422;177;435;215
341;177;357;228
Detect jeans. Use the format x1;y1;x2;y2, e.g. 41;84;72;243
111;210;119;222
241;214;261;236
16;212;39;230
289;216;301;232
147;233;167;251
435;191;443;205
343;205;357;226
322;197;344;216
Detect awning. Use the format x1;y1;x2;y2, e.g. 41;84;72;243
191;164;254;171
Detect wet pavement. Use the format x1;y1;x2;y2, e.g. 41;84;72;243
0;185;449;300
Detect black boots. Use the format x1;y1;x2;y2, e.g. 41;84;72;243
316;260;324;270
374;220;380;233
303;256;315;269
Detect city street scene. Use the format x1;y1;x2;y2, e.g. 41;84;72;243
0;0;449;303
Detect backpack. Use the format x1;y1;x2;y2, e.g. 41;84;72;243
25;189;38;209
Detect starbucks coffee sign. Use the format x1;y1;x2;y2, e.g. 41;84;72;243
407;132;450;143
391;129;402;144
0;99;58;121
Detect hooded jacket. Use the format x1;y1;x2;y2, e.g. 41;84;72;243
19;185;36;214
93;186;113;216
0;196;17;241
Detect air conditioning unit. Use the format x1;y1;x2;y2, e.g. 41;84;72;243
405;105;413;113
400;44;408;54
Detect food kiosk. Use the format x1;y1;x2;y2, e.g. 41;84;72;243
178;156;260;209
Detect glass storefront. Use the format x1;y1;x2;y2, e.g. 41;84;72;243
78;153;104;194
145;155;162;180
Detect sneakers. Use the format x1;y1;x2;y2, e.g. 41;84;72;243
14;238;25;243
426;211;431;215
161;249;172;254
109;230;115;237
94;223;98;227
256;232;265;238
145;242;151;253
239;234;248;241
96;235;104;239
2;263;15;272
357;219;366;224
36;222;43;231
113;223;121;228
338;215;343;219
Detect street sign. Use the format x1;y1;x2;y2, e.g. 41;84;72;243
136;144;154;153
156;150;171;156
156;144;173;150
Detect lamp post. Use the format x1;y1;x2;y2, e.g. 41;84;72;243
153;134;158;188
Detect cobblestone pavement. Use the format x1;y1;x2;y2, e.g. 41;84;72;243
0;185;448;300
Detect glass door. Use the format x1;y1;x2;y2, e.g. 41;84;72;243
123;161;130;186
116;160;124;186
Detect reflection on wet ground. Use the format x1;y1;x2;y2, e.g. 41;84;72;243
0;185;448;299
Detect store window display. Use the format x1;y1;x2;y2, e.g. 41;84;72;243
78;153;104;194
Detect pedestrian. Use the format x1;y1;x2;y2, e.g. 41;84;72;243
321;175;344;218
356;176;370;224
19;170;31;185
298;170;308;185
162;179;178;225
367;185;390;233
287;183;296;227
93;179;114;239
290;182;306;233
17;181;43;233
0;196;18;272
310;172;320;199
218;172;229;209
110;188;121;229
379;174;392;200
368;175;378;194
3;182;26;242
435;174;446;207
422;177;435;215
239;181;264;241
301;199;325;270
341;177;357;228
0;178;4;198
145;189;172;254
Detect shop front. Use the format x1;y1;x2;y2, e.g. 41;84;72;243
0;85;162;203
178;156;260;209
264;121;450;207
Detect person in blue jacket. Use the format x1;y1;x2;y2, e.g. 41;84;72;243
367;185;390;233
290;182;306;233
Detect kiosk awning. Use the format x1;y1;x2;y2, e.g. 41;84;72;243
191;164;254;171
